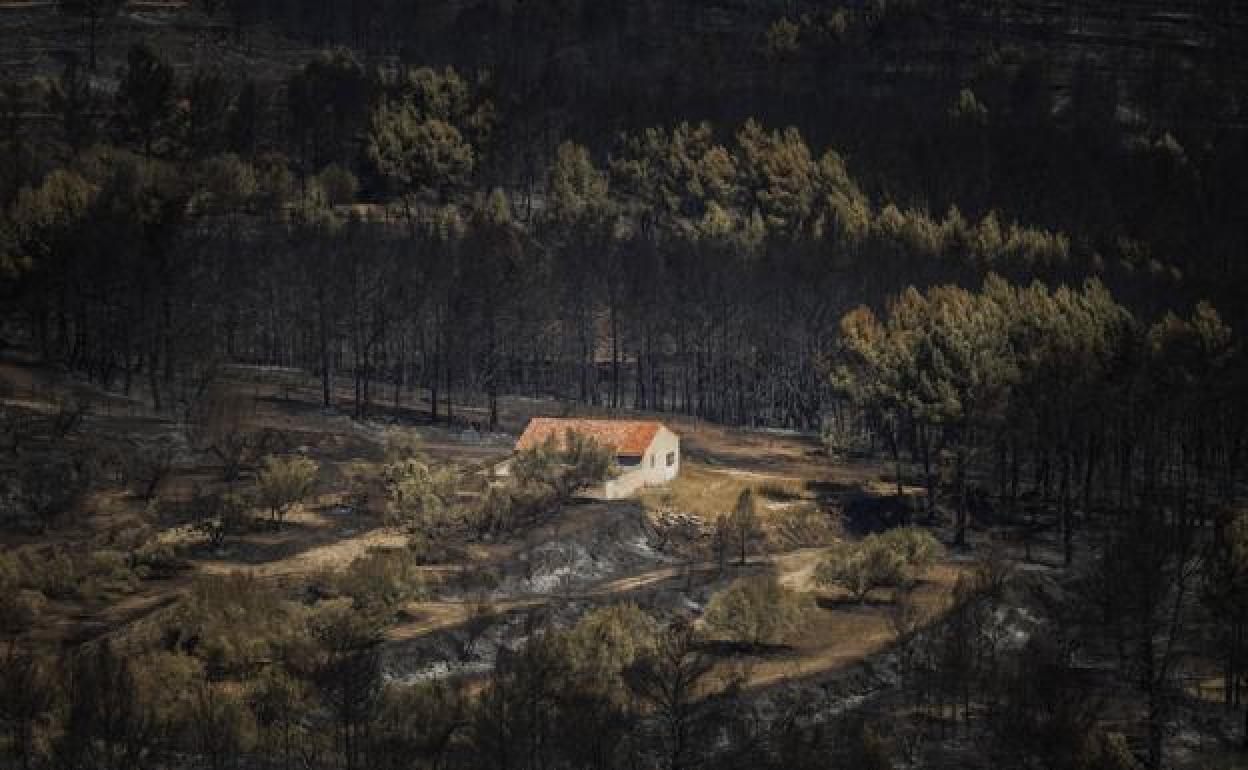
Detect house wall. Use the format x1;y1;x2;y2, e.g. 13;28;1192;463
603;427;680;499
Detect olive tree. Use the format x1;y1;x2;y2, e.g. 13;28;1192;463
512;430;616;503
702;573;809;648
816;527;944;602
255;455;318;525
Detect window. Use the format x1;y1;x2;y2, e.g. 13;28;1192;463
650;454;655;468
666;452;675;467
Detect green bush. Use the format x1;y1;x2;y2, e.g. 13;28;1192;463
816;527;943;602
512;429;616;502
467;486;517;535
330;549;427;613
564;603;660;692
381;456;458;531
816;538;904;601
16;546;139;601
161;573;308;675
185;488;253;550
131;539;190;579
702;573;810;647
256;454;318;525
877;527;944;572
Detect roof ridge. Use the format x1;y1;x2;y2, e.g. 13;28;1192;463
515;417;670;455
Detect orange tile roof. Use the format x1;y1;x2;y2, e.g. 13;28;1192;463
515;418;666;457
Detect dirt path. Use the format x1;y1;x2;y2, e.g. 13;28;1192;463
196;527;411;578
385;546;839;643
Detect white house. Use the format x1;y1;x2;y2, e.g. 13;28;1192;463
512;417;681;499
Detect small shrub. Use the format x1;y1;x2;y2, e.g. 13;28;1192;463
131;539;190;579
317;163;359;206
816;527;944;602
331;549;426;614
467;486;529;536
566;603;659;672
702;573;810;648
162;573;306;675
381;456;458;531
186;488;253;550
256;454;318;525
512;430;616;502
816;538;905;602
23;547;138;601
877;527;944;573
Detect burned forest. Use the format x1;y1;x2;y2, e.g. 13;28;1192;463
1;2;1248;769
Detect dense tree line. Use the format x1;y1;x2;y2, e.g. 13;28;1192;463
833;277;1244;552
4;40;1214;432
170;0;1248;311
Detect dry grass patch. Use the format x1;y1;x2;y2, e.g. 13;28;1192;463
640;463;814;522
743;561;964;688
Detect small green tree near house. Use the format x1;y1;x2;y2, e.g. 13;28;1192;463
558;430;617;498
381;456;459;532
512;429;616;503
510;434;559;488
702;573;809;648
256;455;318;525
